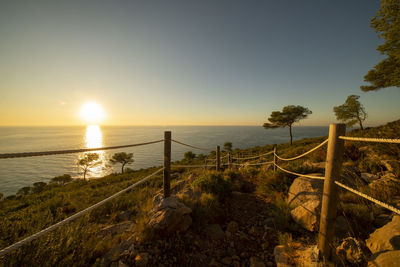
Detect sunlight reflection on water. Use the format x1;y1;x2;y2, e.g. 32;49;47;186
82;125;107;178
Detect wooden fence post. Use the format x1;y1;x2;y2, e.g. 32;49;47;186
228;152;231;169
318;123;346;261
273;145;277;174
216;145;221;171
163;131;171;198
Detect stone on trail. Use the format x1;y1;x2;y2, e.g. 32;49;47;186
148;196;192;236
366;215;400;254
287;174;324;232
367;250;400;267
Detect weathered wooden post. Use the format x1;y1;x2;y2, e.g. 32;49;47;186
318;123;346;261
216;145;221;171
273;145;277;174
228;152;231;169
163;131;171;198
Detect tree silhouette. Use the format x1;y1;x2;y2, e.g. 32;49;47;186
263;105;312;145
224;142;233;152
333;95;367;130
184;151;196;163
110;152;134;174
77;153;101;179
361;0;400;91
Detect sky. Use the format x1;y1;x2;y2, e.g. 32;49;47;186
0;0;399;126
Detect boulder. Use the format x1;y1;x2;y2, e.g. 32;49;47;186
101;236;136;266
287;175;323;232
366;215;400;254
287;174;324;208
336;237;364;264
148;196;192;236
368;250;400;267
369;175;400;198
290;200;321;232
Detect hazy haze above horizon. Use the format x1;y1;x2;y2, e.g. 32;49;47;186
0;0;399;126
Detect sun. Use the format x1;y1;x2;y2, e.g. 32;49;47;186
79;102;105;124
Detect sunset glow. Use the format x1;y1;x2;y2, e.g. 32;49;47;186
79;102;105;124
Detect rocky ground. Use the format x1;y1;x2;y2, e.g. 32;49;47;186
98;180;284;267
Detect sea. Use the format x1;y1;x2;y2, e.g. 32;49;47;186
0;126;328;196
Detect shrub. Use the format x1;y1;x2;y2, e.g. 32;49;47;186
32;182;47;194
180;192;223;225
339;203;375;238
358;159;387;174
240;166;259;178
50;174;73;186
192;171;232;201
184;151;196;162
344;144;364;161
17;186;31;196
271;194;292;229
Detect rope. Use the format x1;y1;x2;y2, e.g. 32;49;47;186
335;181;400;215
171;139;213;152
231;151;274;160
0;168;164;256
275;139;328;161
0;140;164;159
274;163;325;180
230;161;274;166
338;136;400;144
171;164;215;168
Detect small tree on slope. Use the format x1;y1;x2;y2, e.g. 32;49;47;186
333;95;367;130
78;153;101;179
110;152;134;174
263;105;312;145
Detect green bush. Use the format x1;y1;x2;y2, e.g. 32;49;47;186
192;171;232;201
179;192;223;225
239;166;259;178
271;194;292;230
50;174;73;186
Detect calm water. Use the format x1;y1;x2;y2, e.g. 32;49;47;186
0;126;328;196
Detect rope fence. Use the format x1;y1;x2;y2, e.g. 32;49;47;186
171;164;215;168
231;150;274;160
273;163;325;180
171;139;213;151
0;140;164;159
0;167;164;257
2;127;400;261
274;139;328;161
335;181;400;215
338;136;400;144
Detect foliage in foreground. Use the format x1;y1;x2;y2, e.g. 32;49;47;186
0;168;163;266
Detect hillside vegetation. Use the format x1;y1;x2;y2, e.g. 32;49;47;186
0;120;399;266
